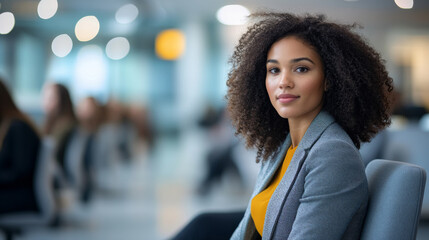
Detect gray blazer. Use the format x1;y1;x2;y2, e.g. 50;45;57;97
231;111;368;240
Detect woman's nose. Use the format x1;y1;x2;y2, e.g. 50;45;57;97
279;72;293;88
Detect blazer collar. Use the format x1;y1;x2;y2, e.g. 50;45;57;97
262;110;335;239
298;110;335;151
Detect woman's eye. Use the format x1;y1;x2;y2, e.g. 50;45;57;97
295;66;309;73
268;68;280;74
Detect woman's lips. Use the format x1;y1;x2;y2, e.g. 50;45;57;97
277;94;299;103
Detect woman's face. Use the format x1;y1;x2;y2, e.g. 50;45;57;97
77;98;95;121
265;36;325;122
42;84;60;115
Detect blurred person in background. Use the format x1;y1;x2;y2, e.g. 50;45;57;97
0;79;41;214
91;98;132;193
76;96;103;204
41;82;77;226
42;82;77;181
106;99;132;163
173;12;393;240
77;96;103;135
196;106;242;197
127;103;155;159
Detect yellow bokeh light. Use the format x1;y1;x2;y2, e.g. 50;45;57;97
155;29;186;60
75;16;100;42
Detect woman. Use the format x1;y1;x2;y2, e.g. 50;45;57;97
42;82;77;180
0;79;41;214
227;12;393;239
76;96;103;203
173;12;393;240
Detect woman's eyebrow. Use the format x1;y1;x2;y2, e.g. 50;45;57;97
266;57;315;64
266;59;278;64
290;57;314;64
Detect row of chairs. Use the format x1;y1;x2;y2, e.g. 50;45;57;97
0;139;427;239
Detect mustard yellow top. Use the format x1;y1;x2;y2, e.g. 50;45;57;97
250;145;297;236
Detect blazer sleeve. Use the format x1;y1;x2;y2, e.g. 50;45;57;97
288;139;368;240
0;120;40;186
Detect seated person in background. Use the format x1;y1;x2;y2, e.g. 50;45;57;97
76;96;103;203
41;82;77;226
42;82;77;181
0;79;41;214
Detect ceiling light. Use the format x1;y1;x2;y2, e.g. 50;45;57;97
115;4;139;24
216;5;250;26
37;0;58;19
75;16;100;42
155;29;186;60
394;0;413;9
52;34;73;57
106;37;130;60
0;12;15;34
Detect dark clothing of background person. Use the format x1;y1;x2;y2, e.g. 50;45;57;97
0;119;41;214
171;211;244;240
54;126;76;181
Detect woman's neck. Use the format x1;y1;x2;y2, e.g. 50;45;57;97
288;120;310;148
287;110;322;148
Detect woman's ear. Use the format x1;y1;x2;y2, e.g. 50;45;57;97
324;79;329;91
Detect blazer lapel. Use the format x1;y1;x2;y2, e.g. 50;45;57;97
241;137;291;239
256;137;291;194
263;111;335;239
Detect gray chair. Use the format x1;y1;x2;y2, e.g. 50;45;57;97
381;127;429;217
361;159;426;240
0;138;56;240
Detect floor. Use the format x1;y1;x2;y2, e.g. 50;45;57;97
2;130;429;240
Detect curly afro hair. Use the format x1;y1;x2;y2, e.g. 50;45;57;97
226;12;394;162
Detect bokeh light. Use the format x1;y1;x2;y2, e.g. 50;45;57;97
155;29;186;60
51;34;73;57
75;16;100;42
106;37;130;60
216;5;250;25
37;0;58;19
115;4;139;24
395;0;413;9
0;12;15;34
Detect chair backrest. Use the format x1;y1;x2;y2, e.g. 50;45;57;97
361;159;426;240
381;128;429;216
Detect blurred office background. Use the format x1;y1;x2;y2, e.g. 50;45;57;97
0;0;429;239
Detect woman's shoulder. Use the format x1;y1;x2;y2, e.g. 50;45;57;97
9;118;32;129
8;118;39;138
305;122;364;171
9;118;29;127
322;122;355;144
314;122;358;153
